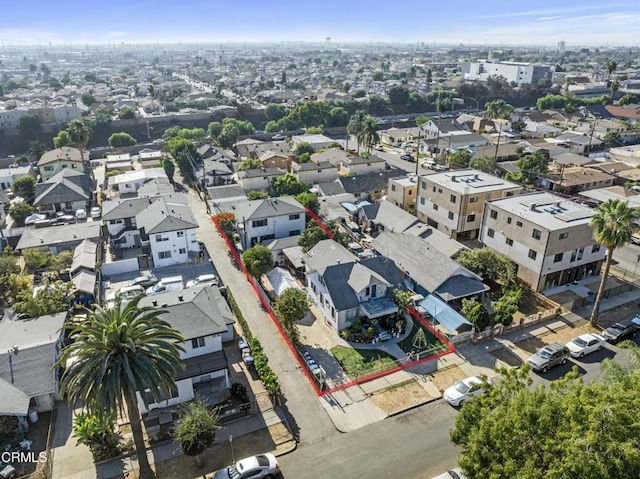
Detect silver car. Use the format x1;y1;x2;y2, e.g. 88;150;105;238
527;343;570;373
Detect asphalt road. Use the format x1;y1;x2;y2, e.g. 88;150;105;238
612;242;640;276
279;337;638;479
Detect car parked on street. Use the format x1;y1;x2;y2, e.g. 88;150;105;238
90;207;101;219
566;333;606;358
271;134;286;141
212;453;280;479
186;273;219;288
527;342;570;373
400;154;415;162
443;376;491;407
602;320;638;343
128;275;159;288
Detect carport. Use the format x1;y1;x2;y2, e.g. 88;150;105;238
419;294;473;335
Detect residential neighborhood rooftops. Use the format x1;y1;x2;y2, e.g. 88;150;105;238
37;146;87;166
487;192;596;230
231;196;305;221
548;167;615;187
135;193;198;234
16;221;101;251
0;312;66;350
423;169;521;194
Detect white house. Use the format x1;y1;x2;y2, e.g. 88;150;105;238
0;165;33;190
136;194;200;268
291;134;335;151
237;167;286;192
136;285;234;414
230;196;307;249
108;168;168;196
290;160;338;185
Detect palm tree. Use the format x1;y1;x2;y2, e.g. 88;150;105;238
347;110;367;154
66;119;91;151
610;78;620;101
606;60;617;82
357;116;379;153
56;297;185;479
589;199;640;325
484;100;514;162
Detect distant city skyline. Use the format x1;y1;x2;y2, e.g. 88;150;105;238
1;1;639;47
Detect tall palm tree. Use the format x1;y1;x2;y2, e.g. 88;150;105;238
606;60;617;82
610;78;620;101
589;199;640;325
66;119;91;151
56;297;185;479
357;116;379;153
484;99;514;162
347;110;367;154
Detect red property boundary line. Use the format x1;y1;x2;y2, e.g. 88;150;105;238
212;211;456;398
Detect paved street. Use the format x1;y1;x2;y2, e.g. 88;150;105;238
181;184;338;447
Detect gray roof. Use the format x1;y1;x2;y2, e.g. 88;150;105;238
135;194;198;234
201;159;233;175
206;184;246;201
340;170;403;196
315;180;347;196
0;312;66;409
138;285;233;340
232;196;305;222
16;221;101;251
137;177;175;197
0;377;31;416
551;152;594;166
237;167;286;179
303;239;357;274
311;148;351;166
101;196;161;221
70;239;98;273
71;271;97;294
435;275;489;301
291;160;335;172
343;155;385;166
34;169;91;206
360;200;418;234
370;232;483;295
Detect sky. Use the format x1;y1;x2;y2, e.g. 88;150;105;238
1;0;638;47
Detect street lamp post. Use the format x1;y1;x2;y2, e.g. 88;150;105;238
468;97;480;113
8;346;18;384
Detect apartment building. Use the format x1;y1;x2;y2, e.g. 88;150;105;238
480;192;606;291
416;169;522;240
387;176;418;210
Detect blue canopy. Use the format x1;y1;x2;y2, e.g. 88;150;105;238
419;294;472;334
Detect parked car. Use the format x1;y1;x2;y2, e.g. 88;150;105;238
106;285;145;308
8;162;20;168
566;333;606;358
374;144;384;151
75;209;87;220
422;160;437;169
128;275;159;288
146;275;184;295
186;273;219;288
90;207;101;219
400;154;415;162
434;164;449;171
527;343;570;373
271;134;286;141
431;469;466;479
212;453;280;479
151;139;164;145
602;320;638;343
444;376;491;407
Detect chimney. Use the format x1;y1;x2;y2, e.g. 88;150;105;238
152;300;158;307
451;175;457;182
336;259;341;264
530;203;537;211
178;295;184;302
161;303;168;308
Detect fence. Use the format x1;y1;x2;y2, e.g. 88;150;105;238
100;258;140;277
473;307;560;343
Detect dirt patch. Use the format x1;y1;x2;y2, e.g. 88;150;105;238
597;302;639;328
369;380;432;415
424;365;468;392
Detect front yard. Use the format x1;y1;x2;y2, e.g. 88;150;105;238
330;346;397;379
397;320;445;354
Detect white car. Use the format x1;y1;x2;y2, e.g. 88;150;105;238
186;273;219;288
566;333;606;358
75;209;87;220
443;376;491;407
90;207;101;219
374;144;384;151
212;453;279;479
431;469;466;479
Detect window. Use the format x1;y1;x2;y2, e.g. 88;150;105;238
506;191;515;197
391;185;396;192
554;253;563;263
158;251;171;259
577;247;584;261
469;197;478;203
145;384;178;404
532;229;542;240
289;230;300;236
433;204;439;211
192;337;205;348
110;219;123;225
467;214;475;222
71;163;77;168
155;234;168;242
289;214;300;220
438;188;442;193
43;166;54;171
450;194;457;204
592;244;601;253
432;186;436;192
506;238;513;246
570;249;577;262
252;219;267;227
559;232;568;240
448;212;454;220
528;249;537;260
420;198;425;205
179;248;186;254
487;228;495;238
490;210;498;220
507;217;512;224
517;221;523;227
176;231;185;237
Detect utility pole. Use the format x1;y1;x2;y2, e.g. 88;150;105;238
586;116;598;157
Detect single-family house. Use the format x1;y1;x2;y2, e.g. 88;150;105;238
237;167;286;192
311;148;351;167
134;285;234;414
538;167;615;196
303;239;406;331
290;160;337;185
37;147;88;181
230;196;306;249
258;151;291;170
107;168;169;197
339;170;403;200
33;169;92;215
291;134;335;151
105;153;133;173
16;221;101;254
138;150;163;169
0;312;67;415
339;155;386;176
0;165;34;191
196;159;234;187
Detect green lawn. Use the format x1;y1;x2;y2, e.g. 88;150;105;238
330;346;398;379
397;321;443;354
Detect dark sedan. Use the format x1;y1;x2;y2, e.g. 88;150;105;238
602;320;638;343
401;154;416;162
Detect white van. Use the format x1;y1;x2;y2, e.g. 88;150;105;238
146;276;184;295
422;160;437;170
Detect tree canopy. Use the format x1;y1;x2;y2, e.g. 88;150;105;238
9;201;34;226
108;132;136;147
173;399;220;462
457;247;515;286
242;244;273;278
11;176;35;204
272;173;306;196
